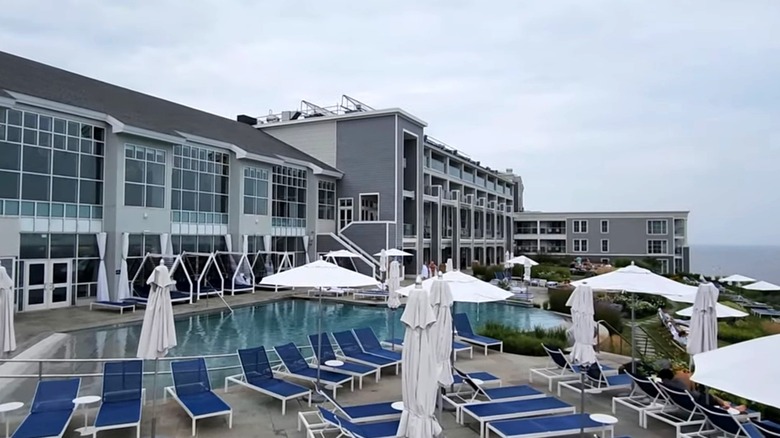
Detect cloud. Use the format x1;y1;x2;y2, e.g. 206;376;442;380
0;0;778;245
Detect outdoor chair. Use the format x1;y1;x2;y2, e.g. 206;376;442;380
11;378;80;438
93;360;144;438
165;358;232;436
453;313;503;355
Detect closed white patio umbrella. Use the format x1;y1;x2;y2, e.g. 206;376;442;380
692;334;780;409
397;280;441;438
96;232;110;302
677;302;748;319
379;249;388;278
136;260;178;438
387;260;402;349
743;280;780;292
686;283;719;356
430;277;454;386
565;284;597;437
0;266;16;354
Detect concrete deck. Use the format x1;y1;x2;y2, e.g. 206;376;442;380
0;350;669;438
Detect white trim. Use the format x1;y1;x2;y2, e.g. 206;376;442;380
646;219;669;235
4;90;112;123
572;219;588;234
257;107;428;129
646;239;668;255
600;239;609;253
600;219;609;234
657;259;670;275
572;239;588;253
395;117;399;225
516;212;688;220
358;192;380;222
338;197;354;231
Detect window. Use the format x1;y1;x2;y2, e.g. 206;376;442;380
600;258;610;264
124;144;166;208
657;259;669;275
318;180;335;220
170;234;225;254
171;144;229;225
359;193;379;221
647;239;668;254
647;219;668;235
600;239;609;253
271;165;307;228
573;220;588;233
243;166;269;215
18;233;100;298
0;107;105;219
573;239;588;252
338;198;353;230
600;220;609;233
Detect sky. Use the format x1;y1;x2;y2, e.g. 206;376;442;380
1;1;778;245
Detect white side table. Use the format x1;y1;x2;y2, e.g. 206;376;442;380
391;401;404;411
589;413;618;438
324;360;344;367
72;396;101;429
0;402;23;438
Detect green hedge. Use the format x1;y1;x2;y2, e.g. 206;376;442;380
547;288;624;333
478;322;568;356
718;318;771;344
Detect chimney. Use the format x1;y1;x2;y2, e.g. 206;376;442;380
236;115;257;126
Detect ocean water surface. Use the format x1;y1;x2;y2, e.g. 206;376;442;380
691;245;780;284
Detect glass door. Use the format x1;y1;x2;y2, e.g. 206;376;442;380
23;259;71;311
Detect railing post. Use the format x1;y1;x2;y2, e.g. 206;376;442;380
37;361;42;382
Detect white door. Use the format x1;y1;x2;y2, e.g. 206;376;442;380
339;203;353;231
24;259;72;311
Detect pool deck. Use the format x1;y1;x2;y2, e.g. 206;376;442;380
0;350;668;438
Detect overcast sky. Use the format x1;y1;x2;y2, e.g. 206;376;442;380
2;1;778;245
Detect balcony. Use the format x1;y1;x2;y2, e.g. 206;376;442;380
424;226;432;239
516;227;538;234
539;227;566;234
539;246;566;254
517;246;539;253
404;223;415;237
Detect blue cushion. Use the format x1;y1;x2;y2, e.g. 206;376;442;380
464;397;571;417
453;372;499;384
484;385;544;400
12;410;72;438
606;374;633;387
464;334;502;345
253;379;309;398
336;361;376;375
178;391;230;417
489;413;603;436
292;367;351;384
342;402;399;420
94;399;141;428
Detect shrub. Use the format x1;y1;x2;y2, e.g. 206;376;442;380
718;321;764;343
531;264;571;282
595;302;624;334
548;289;573;314
472;263;487;278
479;322;568;356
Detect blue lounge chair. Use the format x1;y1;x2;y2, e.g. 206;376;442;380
486;413;614;438
165;358;232;436
331;331;400;374
309;333;379;388
352;328;402;361
12;378;80;438
93;360;143;438
318;407;400;438
444;374;546;423
558;364;633;397
691;399;769;438
461;397;577;438
529;344;617;391
224;347;311;415
453;313;503;355
317;390;400;423
452;371;502;387
383;337;474;360
274;342;353;397
644;383;708;436
89;301;135;314
612;372;668;427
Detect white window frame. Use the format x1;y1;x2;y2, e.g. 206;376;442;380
358;193;380;222
573;220;588;234
338;197;353;230
647;219;668;235
600;220;609;234
657;259;669;274
600;239;609;253
647;239;668;255
600;258;610;264
573;239;588;253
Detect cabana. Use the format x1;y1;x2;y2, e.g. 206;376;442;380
251;250;295;290
213;251;255;295
128;253;192;305
171;251;225;302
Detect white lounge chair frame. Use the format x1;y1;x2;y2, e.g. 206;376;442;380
223;361;311;415
611;374;668;427
214;251;255;295
164;385;233;436
272;346;354;398
461;398;577;438
92;388;147;438
128;253;191;303
171;251;225;302
251;250;296;290
529;345;618;392
89;301;135;314
485;418;613;438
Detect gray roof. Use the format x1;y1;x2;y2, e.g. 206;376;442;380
0;51;339;173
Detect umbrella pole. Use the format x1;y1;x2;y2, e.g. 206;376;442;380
311;290;325;403
150;357;158;438
630;291;636;373
579;368;586;438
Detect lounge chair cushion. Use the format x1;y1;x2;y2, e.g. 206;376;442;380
453;372;499;385
489;413;603;436
464;397;572;417
12;410;73;438
342;402;399;420
484;385;544;400
178;391;230;417
252;379;309;398
94;399;141;428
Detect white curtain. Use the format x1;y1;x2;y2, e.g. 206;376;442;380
116;232;131;301
241;235;249;255
301;235;310;263
160;233;169;257
96;232;110;302
224;234;233;252
263;235;272;253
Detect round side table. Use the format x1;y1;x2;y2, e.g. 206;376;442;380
589;413;618;437
72;396;101;428
324;360;344;367
391;401;404;411
0;402;23;438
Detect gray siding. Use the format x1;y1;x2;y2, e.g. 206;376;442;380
567;217;674;256
397;117;425;268
336;116;398;222
263;121;338;168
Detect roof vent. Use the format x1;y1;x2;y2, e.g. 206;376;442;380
236;115;257;125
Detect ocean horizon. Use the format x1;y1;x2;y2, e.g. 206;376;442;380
690;244;780;285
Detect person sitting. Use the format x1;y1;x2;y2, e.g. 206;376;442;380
657;368;747;413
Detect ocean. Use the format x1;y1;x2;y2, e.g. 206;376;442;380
690;245;780;285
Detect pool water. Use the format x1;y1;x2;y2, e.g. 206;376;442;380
76;298;565;359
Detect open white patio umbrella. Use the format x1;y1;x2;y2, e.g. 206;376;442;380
719;274;756;284
743;280;780;292
566;284;597;437
374;248;414;257
397;270;512;303
0;266;16;354
692;334;780;409
136;260;178;438
260;260;380;398
397;280;441;438
325;249;361;258
677;302;748;319
387;260;402;349
686;283;720;356
430;276;454;386
507;255;539;266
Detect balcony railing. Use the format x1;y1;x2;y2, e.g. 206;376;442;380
539;227;566;234
516;228;538;234
539;247;566;254
517;246;540;253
